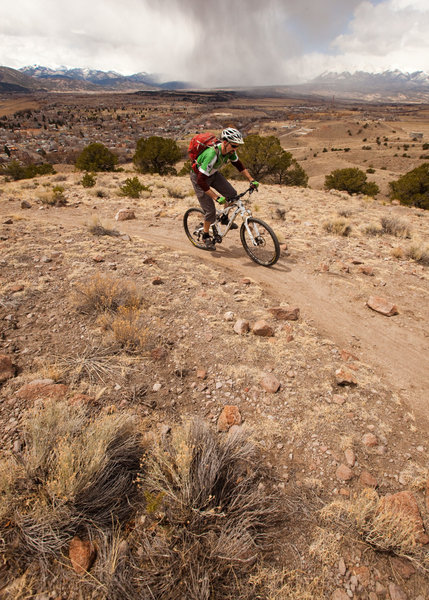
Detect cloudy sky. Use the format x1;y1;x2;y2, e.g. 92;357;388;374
2;0;429;86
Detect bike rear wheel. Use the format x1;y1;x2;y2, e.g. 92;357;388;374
240;217;280;266
183;207;206;249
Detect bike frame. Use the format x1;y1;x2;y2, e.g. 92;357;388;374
212;187;262;246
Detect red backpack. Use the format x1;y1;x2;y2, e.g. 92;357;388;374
188;133;219;162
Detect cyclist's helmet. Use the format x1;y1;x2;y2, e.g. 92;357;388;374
221;127;244;145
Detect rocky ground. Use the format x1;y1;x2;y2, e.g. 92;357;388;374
0;167;428;599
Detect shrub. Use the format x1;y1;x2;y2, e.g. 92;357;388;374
133;136;181;175
235;134;308;186
178;159;192;175
166;186;187;199
422;142;429;150
88;218;121;237
72;273;144;314
321;489;424;559
81;172;96;188
0;400;144;576
76;143;118;172
1;160;55;181
380;216;411;238
94;420;286;600
324;168;379;197
323;218;351;236
119;176;149;198
389;163;429;209
405;242;429;265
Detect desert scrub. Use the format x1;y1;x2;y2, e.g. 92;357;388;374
54;342;124;384
363;223;384;236
249;567;327;600
91;420;286;600
72;273;144;314
323;218;352;236
380;216;411;238
81;172;96;188
166;186;187;199
87;217;121;237
405;241;429;265
119;176;150;198
102;306;149;352
320;489;428;565
0;400;144;578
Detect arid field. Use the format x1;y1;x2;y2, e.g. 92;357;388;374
0;93;429;599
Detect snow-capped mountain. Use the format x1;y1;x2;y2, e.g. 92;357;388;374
312;70;429;87
18;65;189;91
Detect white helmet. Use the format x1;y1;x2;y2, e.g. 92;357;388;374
221;127;244;145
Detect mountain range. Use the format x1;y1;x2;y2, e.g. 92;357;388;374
0;65;192;93
1;65;429;101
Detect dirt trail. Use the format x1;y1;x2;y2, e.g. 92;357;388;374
4;205;428;425
128;221;429;425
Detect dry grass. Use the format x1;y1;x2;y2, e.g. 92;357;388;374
106;306;149;352
166;186;187;199
54;342;124;383
87;217;121;237
364;223;384;236
72;273;144;315
320;489;429;567
248;567;327;600
0;400;144;579
405;241;429;265
90;420;287;600
380;216;411;238
323;218;352;236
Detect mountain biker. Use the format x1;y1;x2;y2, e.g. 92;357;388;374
190;127;259;250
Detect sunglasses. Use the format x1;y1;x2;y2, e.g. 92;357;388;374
229;143;239;149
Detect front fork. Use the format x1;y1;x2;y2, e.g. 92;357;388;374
242;216;261;246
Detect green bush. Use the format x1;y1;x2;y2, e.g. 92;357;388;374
119;176;150;198
1;160;55;181
81;172;96;188
133;136;181;175
76;143;118;172
325;167;379;197
389;163;429;209
423;142;429;150
178;159;193;176
232;134;308;186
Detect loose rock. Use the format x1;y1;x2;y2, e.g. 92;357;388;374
69;536;97;575
336;464;354;481
268;306;300;321
115;208;136;221
335;368;357;386
233;319;250;335
252;320;274;337
0;354;15;382
217;405;242;432
259;372;280;393
367;296;399;316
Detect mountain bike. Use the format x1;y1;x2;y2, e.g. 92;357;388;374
183;186;280;267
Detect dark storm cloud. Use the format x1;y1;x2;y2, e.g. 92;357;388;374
146;0;362;85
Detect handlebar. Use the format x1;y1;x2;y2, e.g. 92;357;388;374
227;185;256;204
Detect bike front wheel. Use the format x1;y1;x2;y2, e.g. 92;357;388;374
183;207;206;249
240;218;280;266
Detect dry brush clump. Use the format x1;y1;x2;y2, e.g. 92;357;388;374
380;216;411;238
320;489;429;568
323;218;352;236
0;400;144;580
405;241;429;265
91;420;287;600
72;273;144;315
